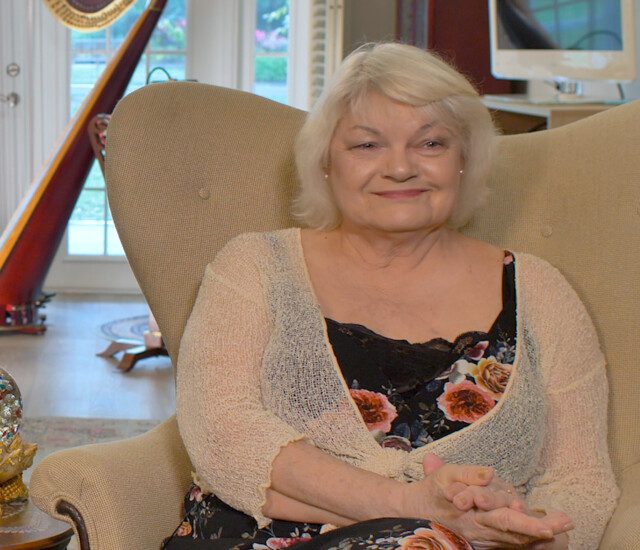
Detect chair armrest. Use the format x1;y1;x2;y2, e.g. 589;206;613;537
29;415;192;550
600;461;640;549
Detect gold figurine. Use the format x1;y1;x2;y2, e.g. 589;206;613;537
0;367;37;517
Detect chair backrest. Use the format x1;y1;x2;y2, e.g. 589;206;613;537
106;82;640;479
107;82;306;360
463;102;640;478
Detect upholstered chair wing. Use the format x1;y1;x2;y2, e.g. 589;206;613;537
29;83;640;549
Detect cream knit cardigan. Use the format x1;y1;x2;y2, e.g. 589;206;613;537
176;228;619;549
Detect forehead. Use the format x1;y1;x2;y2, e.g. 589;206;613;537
337;92;454;134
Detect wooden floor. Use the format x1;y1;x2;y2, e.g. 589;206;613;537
1;293;175;420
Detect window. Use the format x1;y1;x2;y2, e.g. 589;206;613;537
68;0;187;256
254;0;289;104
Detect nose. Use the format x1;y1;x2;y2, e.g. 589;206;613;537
383;147;417;182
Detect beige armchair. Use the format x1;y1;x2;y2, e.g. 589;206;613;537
29;82;640;549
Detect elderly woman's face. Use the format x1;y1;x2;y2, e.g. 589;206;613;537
327;92;464;235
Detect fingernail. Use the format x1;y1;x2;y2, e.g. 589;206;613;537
562;522;575;531
478;468;492;480
540;529;553;538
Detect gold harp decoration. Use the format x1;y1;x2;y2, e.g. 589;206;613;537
43;0;138;31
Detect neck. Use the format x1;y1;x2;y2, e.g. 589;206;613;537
334;223;454;271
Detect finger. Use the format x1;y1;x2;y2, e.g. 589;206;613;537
442;481;468;502
441;464;495;487
537;510;575;534
490;485;527;512
422;453;445;476
451;487;477;511
476;507;556;540
509;497;527;512
484;478;527;512
453;485;514;512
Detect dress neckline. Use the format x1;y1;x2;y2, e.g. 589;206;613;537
324;252;515;348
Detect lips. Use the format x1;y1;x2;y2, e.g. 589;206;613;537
373;189;427;199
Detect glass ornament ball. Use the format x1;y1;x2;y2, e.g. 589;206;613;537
0;369;23;447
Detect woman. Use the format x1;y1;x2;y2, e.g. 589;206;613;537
164;43;618;549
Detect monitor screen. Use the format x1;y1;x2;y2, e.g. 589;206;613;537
497;0;622;52
489;0;636;83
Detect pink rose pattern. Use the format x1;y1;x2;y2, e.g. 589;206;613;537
349;389;398;433
165;254;516;549
437;380;496;423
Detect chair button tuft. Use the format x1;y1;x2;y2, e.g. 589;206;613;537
198;188;210;200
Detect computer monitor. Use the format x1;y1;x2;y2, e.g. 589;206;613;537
488;0;637;100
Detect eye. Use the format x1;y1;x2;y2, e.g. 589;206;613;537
422;140;443;149
352;142;378;150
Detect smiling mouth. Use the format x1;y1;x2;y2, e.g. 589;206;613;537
373;189;428;199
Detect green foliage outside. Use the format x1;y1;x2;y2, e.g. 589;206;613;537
71;185;105;221
255;56;287;83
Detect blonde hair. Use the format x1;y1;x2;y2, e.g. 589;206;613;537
293;42;497;229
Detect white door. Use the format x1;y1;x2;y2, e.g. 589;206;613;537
0;0;140;293
0;0;32;234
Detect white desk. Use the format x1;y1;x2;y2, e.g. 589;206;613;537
481;96;616;134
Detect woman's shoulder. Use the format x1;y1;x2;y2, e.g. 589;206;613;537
513;252;597;334
203;227;300;276
221;227;298;250
511;252;573;293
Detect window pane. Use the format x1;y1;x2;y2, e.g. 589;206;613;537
255;55;288;104
148;54;187;81
84;161;105;190
70;55;107;116
111;0;146;49
71;29;107;52
68;0;187;257
68;221;105;255
150;0;187;50
106;221;126;256
255;0;289;104
71;188;105;222
124;58;149;96
256;0;289;52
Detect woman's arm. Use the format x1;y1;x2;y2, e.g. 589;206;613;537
267;439;572;547
176;238;307;528
522;258;620;549
178;237;573;544
264;487;354;526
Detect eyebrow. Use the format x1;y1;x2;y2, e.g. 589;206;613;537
350;122;438;134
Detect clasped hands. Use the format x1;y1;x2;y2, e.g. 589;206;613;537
403;453;573;549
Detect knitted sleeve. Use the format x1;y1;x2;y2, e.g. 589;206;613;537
176;235;306;528
522;256;619;550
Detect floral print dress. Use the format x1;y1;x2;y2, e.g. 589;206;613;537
163;254;516;550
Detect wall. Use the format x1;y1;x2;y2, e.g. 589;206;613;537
342;0;396;56
429;0;513;95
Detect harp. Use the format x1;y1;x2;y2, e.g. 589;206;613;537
0;0;167;333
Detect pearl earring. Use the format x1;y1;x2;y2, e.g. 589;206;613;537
459;169;464;174
324;173;329;179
